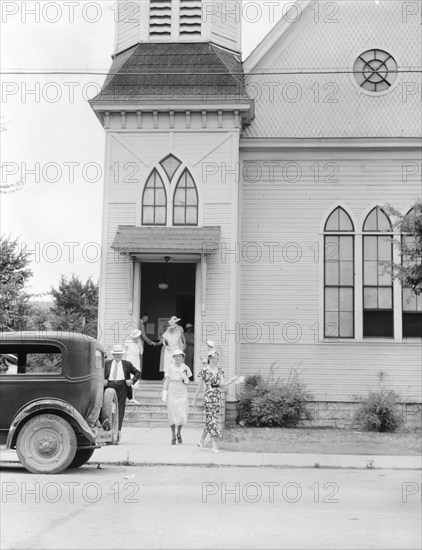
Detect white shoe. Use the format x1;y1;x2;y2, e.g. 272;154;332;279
212;445;220;454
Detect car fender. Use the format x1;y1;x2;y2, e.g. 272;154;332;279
6;398;96;450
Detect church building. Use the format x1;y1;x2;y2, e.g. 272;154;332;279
90;0;421;418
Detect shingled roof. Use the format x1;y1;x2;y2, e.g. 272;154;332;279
91;42;250;104
112;226;221;254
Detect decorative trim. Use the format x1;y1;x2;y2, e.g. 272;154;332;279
110;134;150;167
120;111;126;129
185;110;191;128
218;110;223;128
240;138;422;150
201;254;207;316
202;110;207;128
91;102;252;112
153;111;158;129
103;111;110;129
234;110;240;128
136;111;142;129
169;111;175;129
193;133;233;168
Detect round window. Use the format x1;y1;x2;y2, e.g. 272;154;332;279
353;49;398;93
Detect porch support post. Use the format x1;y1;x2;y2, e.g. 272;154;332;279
127;255;135;314
201;253;207;316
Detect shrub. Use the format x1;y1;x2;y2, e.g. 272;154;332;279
353;388;403;432
237;368;313;428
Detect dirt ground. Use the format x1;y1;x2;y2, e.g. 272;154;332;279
219;427;422;455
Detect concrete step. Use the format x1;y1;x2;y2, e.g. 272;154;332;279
125;381;226;428
133;385;200;396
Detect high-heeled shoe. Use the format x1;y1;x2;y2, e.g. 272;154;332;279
171;437;176;445
211;444;220;454
177;434;183;444
197;439;205;449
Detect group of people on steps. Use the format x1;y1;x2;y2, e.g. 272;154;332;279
104;315;243;452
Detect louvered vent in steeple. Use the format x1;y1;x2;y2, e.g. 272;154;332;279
114;0;241;55
180;0;202;37
150;0;172;37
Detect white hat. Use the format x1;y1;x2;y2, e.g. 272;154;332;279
207;349;219;358
172;349;185;357
111;344;125;354
185;323;193;328
168;316;181;327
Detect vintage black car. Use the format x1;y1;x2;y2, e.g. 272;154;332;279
0;331;119;474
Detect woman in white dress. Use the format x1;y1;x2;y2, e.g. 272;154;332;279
159;316;186;374
162;349;192;444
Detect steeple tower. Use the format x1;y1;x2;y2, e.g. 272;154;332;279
114;0;241;55
90;0;251;385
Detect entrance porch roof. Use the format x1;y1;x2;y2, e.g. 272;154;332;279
112;226;221;256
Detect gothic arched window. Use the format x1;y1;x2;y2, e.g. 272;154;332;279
363;206;393;337
401;207;422;337
142;169;167;225
173;169;198;226
324;207;355;338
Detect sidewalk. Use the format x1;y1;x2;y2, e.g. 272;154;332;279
1;426;421;470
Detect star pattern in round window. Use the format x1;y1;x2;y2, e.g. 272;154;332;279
354;49;398;92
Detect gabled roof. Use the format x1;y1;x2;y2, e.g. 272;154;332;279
91;42;250;105
244;0;312;72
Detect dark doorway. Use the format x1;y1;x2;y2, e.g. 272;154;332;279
140;261;196;380
176;295;195;328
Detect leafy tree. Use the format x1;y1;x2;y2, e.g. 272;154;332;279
0;235;33;330
385;200;422;295
50;275;99;338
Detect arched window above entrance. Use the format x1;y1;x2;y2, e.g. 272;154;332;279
173;169;198;226
142;157;199;226
142;169;167;225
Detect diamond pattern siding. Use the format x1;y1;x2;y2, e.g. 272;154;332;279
243;1;421;138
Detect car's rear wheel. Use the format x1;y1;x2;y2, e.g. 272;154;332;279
16;414;77;474
68;448;95;468
101;388;119;444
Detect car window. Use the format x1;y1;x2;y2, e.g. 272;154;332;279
0;345;62;374
95;349;104;369
26;352;62;373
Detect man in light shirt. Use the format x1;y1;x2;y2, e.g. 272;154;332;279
104;344;141;442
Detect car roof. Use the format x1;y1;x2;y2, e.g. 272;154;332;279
0;331;103;349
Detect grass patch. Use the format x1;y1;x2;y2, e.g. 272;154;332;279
219;426;422;456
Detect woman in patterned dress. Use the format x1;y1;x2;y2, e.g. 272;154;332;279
162;349;192;445
192;349;240;454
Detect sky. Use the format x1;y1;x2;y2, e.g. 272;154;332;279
0;0;291;297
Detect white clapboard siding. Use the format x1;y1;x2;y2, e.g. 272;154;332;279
174;133;236;169
201;203;234;366
102;203;137;352
115;1;142;54
239;149;421;401
239;342;422;402
210;0;241;52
